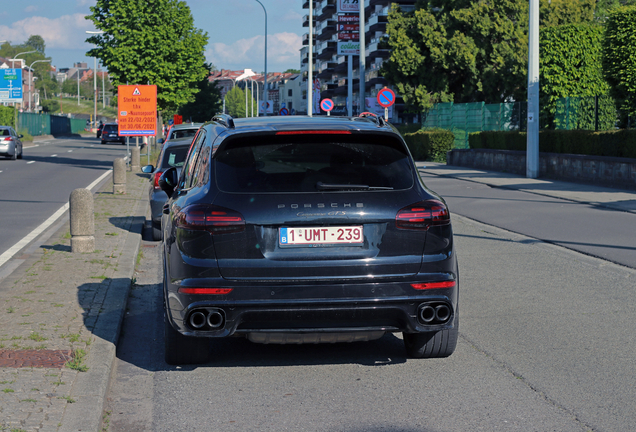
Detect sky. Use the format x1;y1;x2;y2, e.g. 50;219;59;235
0;0;305;73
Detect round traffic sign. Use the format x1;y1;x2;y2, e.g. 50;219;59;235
377;88;396;108
280;107;289;116
320;98;334;112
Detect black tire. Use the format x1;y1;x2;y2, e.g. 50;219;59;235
403;325;458;359
10;150;16;160
17;148;22;159
101;140;106;144
152;225;162;241
164;312;210;365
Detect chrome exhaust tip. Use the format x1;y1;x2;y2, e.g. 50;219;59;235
189;311;207;329
207;310;225;329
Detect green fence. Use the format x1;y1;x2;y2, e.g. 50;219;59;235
553;95;618;131
16;112;87;137
422;102;527;149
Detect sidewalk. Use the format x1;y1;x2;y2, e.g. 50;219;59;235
0;169;148;432
417;162;636;214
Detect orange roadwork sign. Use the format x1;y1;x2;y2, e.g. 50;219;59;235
117;85;157;136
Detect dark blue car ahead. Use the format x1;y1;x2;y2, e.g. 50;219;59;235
159;114;459;364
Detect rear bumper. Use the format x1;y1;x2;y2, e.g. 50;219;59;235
0;143;15;156
165;277;458;338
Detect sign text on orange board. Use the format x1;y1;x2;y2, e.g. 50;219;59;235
118;85;157;136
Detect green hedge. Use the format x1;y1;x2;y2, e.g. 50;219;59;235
0;106;15;127
403;129;455;162
468;130;636;159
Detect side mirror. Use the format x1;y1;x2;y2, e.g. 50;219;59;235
18;134;24;138
158;167;178;198
141;165;154;174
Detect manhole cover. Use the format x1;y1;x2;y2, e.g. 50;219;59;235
0;350;73;368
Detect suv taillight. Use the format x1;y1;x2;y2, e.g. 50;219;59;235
3;137;13;141
175;204;245;234
396;200;450;231
153;171;163;189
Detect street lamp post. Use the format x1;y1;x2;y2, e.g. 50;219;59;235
254;0;267;116
28;59;51;112
86;31;104;129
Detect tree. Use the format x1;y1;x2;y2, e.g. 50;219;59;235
26;35;46;55
224;86;256;118
86;0;209;114
179;68;223;122
383;0;596;113
603;6;636;117
283;69;301;74
540;23;611;125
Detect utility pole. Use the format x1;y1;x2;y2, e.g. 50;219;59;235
527;0;539;178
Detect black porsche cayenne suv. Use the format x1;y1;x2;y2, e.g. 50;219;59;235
159;114;459;364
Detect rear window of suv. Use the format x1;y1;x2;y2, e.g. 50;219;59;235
103;125;118;133
160;145;190;169
214;133;414;193
169;129;198;140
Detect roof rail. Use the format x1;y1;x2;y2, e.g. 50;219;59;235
358;112;386;127
212;113;235;129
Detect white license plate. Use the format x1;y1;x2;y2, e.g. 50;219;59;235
279;226;363;246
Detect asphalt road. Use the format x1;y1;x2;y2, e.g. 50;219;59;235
419;171;636;270
105;196;636;431
0;136;128;265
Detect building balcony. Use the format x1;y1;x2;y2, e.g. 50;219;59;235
317;42;337;59
303;14;317;27
302;33;316;46
302;0;317;9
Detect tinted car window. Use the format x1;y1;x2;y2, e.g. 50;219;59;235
214;134;414;193
181;131;206;189
160;146;190;169
103;125;118;133
170;129;198;140
1;129;10;136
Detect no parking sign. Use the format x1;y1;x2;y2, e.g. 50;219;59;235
320;98;334;116
376;87;396;121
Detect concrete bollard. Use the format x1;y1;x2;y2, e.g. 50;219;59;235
70;188;95;253
131;146;140;171
113;157;126;194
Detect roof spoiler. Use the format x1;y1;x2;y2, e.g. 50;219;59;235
358;112;386;127
212;114;235;129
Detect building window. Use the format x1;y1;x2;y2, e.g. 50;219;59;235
288;89;293;97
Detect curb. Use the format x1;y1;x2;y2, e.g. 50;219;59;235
59;183;146;432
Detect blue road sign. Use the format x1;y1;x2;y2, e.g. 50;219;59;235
377;88;395;108
0;69;23;103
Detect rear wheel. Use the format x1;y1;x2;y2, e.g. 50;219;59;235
403;325;458;359
164;312;210;365
10;150;16;160
17;147;22;159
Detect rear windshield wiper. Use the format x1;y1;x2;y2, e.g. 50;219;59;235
316;182;393;191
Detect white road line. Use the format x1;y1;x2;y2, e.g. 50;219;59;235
51;154;57;157
0;169;113;269
34;144;40;147
68;150;73;153
27;161;35;164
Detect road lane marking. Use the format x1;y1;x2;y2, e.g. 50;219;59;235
0;169;113;269
51;154;57;157
27;161;35;164
67;150;73;153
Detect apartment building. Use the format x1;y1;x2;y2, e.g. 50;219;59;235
301;0;415;121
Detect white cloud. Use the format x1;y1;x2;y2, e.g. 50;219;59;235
206;32;302;72
24;6;39;13
0;14;93;49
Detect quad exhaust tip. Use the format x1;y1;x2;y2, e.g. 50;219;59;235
418;302;452;325
188;308;225;330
